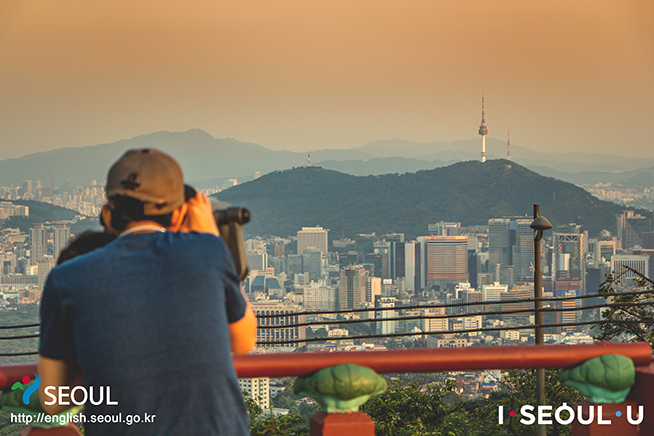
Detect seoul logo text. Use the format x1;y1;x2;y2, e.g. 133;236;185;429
498;404;644;426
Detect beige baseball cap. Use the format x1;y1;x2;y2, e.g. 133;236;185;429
105;148;185;216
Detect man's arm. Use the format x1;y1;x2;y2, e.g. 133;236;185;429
229;295;257;355
180;191;256;353
38;356;83;415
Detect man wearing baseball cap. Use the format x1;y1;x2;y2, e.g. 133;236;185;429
38;148;256;435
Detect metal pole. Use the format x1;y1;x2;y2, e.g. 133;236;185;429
534;204;546;436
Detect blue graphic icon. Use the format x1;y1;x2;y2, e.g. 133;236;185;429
615;411;622;417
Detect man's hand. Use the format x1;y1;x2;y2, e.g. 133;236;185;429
178;192;219;236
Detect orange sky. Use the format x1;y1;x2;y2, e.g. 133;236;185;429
0;0;652;159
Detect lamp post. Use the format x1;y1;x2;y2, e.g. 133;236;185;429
530;204;552;436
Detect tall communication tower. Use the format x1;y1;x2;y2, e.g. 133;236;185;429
507;130;511;161
478;95;488;162
308;151;311;167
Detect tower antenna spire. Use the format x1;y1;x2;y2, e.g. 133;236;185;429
507;130;511;161
308;151;311;167
478;94;488;162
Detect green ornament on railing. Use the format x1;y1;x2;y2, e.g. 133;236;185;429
560;354;635;403
293;364;386;413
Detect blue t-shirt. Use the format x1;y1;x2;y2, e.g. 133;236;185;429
40;232;250;436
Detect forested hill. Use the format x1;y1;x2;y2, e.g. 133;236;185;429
214;159;635;239
0;199;79;231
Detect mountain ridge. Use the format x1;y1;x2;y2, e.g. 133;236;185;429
1;129;652;188
214;159;637;240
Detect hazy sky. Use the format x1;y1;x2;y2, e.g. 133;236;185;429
0;0;652;160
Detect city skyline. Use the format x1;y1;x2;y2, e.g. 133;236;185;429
1;1;652;160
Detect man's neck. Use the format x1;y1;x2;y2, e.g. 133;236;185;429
119;221;167;236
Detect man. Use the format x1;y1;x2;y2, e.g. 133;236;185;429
38;148;256;435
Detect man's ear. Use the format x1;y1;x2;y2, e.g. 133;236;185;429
101;204;117;234
169;202;189;231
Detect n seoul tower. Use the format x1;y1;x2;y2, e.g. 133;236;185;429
478;95;488;162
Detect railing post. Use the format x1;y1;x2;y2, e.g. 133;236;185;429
309;412;375;436
565;355;648;436
294;364;385;436
625;361;654;436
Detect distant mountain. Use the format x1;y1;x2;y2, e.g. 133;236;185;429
214;159;637;239
1;129;652;188
526;165;654;189
354;138;654;172
0;130;306;186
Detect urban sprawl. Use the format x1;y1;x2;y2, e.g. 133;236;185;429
1;179;653;410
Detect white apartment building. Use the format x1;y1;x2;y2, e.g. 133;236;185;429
239;377;270;410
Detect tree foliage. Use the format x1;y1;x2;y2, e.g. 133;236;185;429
360;379;468;436
594;266;654;348
358;370;584;436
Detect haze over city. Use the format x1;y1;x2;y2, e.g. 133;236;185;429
1;0;652;160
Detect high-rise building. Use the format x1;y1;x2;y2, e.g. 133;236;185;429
383;233;405;243
365;276;381;303
463;290;483;314
339;265;366;310
428;222;461;236
355;233;376;254
482;282;508;302
339;251;360;269
22;180;33;193
556;291;581;332
513;219;533;280
617;211;653;250
467;250;479;289
302;247;322;279
403;241;421;293
30;225;47;265
422;307;447;333
424;236;468;284
37;258;55;286
297;227;328;254
395;241;405;280
632;249;654;281
53;224;70;262
488;219;510;273
641;233;654;250
376;297;396;335
252;301;305;347
246;250;268;272
273;244;285;257
552;231;586;294
284;254;303;276
303;282;338;312
238;377;269;410
488;218;533;285
376;239;398;279
364;252;388;279
611;255;649;287
594;239;617;264
500;287;534;320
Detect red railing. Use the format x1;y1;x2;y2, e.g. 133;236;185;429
2;342;651;389
2;342;652;436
